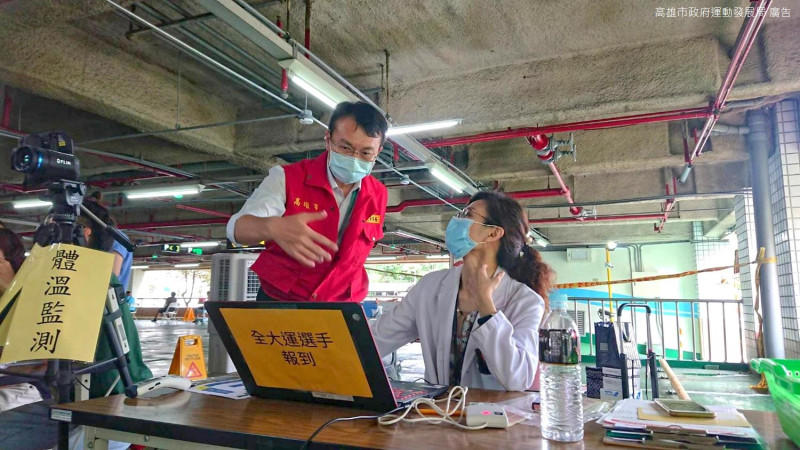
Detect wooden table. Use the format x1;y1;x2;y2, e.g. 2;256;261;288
50;389;793;449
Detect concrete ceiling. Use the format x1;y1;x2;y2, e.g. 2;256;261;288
0;0;799;264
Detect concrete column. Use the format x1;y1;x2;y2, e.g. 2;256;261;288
746;109;785;359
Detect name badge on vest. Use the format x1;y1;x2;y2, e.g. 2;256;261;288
366;214;381;224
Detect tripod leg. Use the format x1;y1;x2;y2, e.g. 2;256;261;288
102;307;134;389
56;359;73;403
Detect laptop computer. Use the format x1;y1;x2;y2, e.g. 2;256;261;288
204;301;448;411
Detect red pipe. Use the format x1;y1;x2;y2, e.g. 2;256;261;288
386;188;563;213
547;162;582;216
119;217;228;230
655;178;679;232
277;17;290;96
304;0;311;59
176;204;232;218
528;134;550;151
424;107;712;148
524;134;583;217
529;213;665;225
689;0;772;162
2;86;11;129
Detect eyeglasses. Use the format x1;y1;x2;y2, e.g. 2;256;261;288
328;140;379;162
457;206;491;224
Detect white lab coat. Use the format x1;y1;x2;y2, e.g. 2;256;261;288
372;266;545;391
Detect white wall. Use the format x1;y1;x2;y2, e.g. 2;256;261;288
540;243;697;300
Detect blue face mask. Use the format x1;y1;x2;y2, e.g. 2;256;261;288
445;217;481;260
328;150;375;184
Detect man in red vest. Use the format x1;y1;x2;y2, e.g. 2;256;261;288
226;102;388;302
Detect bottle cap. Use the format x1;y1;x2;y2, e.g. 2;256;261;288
550;292;568;309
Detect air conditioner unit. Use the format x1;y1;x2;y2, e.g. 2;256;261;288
208;253;260;375
210;253;261;302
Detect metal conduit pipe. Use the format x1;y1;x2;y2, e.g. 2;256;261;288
228;0;381;110
155;0;283;81
528;213;665;225
424;107;712;148
106;0;307;118
126;0;281;38
385;188;563;213
688;0;773;163
78;113;296;145
746;108;785;358
118;217;228;230
133;2;281;91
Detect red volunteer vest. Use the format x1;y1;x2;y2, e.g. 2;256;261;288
250;152;387;302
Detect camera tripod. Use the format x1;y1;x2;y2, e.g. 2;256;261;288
0;179;137;408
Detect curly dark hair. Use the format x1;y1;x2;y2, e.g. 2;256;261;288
468;191;556;307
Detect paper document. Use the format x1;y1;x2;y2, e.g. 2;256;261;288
599;399;760;438
188;379;250;400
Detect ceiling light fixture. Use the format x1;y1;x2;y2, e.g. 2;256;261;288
12;199;52;209
426;254;448;259
427;164;469;193
125;184;204;200
279;59;350;109
366;256;397;262
174;263;201;268
386;119;462;137
131;265;149;270
179;241;221;248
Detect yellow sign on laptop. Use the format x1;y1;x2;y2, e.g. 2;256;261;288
221;308;372;397
205;301;448;411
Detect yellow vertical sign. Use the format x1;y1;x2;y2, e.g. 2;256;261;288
169;335;207;380
221;308;373;398
0;244;113;363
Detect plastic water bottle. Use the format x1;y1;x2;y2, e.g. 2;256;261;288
539;293;583;442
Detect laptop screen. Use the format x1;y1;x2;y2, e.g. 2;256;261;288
220;307;374;398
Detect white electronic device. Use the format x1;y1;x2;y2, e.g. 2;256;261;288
465;403;512;429
124;375;192;398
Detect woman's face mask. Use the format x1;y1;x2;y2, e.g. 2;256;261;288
444;208;499;259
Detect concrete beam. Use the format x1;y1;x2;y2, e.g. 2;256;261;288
0;13;238;157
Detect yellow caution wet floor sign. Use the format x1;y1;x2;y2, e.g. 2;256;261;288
168;335;207;380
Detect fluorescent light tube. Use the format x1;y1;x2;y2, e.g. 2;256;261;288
427;164;467;193
13;199;52;209
290;74;338;109
179;241;220;248
126;184;203;200
367;256;396;261
131;265;149;270
279;58;351;109
386;119;462;136
174;263;200;268
535;239;548;248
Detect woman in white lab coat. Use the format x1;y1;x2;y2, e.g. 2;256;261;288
372;191;554;391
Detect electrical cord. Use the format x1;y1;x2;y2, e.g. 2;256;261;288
378;386;488;431
299;406;405;450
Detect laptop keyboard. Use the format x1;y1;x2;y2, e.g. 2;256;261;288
392;387;428;402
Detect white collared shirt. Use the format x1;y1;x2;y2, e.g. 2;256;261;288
226;164;361;247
